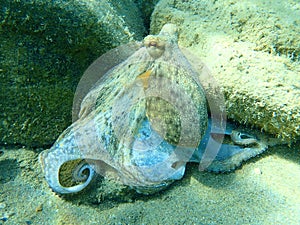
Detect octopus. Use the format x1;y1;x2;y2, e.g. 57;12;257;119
39;24;268;195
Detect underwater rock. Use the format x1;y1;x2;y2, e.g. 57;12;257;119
0;0;145;147
151;0;300;143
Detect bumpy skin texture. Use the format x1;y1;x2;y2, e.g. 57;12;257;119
39;24;208;194
191;119;268;173
39;24;267;195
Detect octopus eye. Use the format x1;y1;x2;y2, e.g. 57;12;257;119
149;41;157;47
144;38;166;59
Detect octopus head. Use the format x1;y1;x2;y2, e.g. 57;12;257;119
144;35;166;59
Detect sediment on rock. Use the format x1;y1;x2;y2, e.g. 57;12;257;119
150;0;300;143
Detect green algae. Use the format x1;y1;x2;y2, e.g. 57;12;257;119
0;0;145;147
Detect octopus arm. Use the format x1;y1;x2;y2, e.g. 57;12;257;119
39;147;95;194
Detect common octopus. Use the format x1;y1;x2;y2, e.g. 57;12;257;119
39;24;267;195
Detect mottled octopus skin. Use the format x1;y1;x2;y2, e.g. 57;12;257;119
39;24;267;195
191;119;268;173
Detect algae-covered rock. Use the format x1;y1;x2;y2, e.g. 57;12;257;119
151;0;300;142
0;0;145;147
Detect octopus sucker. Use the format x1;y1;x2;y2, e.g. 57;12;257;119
39;24;268;195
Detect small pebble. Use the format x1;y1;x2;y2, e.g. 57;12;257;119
254;167;262;175
0;202;6;209
35;204;43;212
0;217;8;222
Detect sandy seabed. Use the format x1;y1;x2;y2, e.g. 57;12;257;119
0;142;299;225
